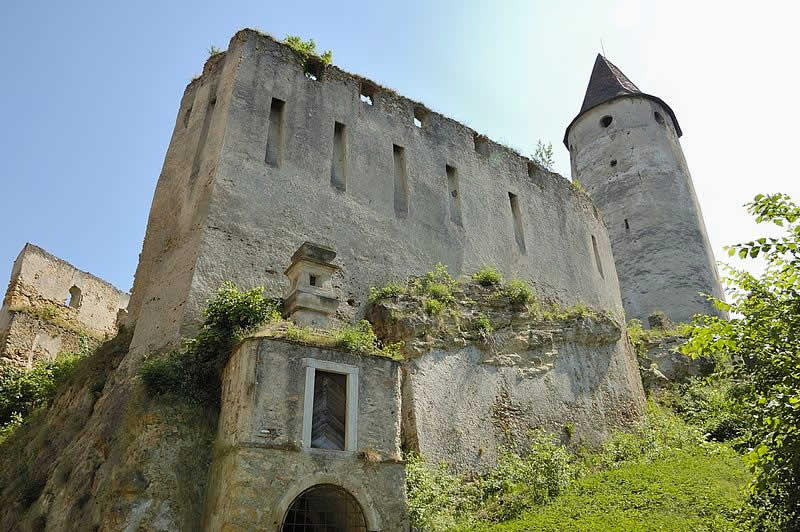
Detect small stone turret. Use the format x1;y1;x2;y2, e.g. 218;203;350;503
284;242;340;327
565;55;726;325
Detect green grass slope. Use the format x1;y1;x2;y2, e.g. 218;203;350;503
479;445;749;531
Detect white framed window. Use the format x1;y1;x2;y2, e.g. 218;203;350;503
301;358;359;452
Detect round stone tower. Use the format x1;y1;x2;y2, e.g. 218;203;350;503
565;54;725;325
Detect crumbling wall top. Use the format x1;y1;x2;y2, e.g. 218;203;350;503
1;243;129;337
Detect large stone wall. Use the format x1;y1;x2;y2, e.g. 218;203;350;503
567;96;725;325
205;338;407;531
365;278;645;472
0;244;129;367
406;339;643;472
124;51;233;358
127;29;627;358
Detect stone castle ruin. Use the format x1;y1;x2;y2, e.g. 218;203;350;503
0;29;725;531
0;244;129;368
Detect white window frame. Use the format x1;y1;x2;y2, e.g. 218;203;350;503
301;358;359;452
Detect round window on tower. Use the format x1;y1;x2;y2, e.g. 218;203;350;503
600;115;613;128
654;111;665;126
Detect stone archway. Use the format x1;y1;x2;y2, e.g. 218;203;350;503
281;484;367;531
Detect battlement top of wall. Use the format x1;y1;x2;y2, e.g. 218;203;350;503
185;28;603;222
13;243;129;297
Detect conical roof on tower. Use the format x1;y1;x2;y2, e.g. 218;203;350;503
563;54;682;146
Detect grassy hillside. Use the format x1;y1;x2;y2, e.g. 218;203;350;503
479;445;748;531
407;400;753;531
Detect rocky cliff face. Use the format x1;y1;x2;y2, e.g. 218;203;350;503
0;330;216;531
367;279;645;471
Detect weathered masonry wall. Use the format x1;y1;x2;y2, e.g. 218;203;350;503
405;337;644;473
568;96;725;325
127;29;626;354
0;244;129;367
126;51;237;357
204;338;406;531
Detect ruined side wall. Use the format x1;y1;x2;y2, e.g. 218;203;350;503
126;50;240;357
0;312;90;367
205;338;406;531
0;244;129;367
568;97;725;324
177;30;624;337
405;325;645;472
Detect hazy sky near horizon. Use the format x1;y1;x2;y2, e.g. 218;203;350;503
1;0;798;293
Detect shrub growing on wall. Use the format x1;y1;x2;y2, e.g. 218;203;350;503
140;282;279;407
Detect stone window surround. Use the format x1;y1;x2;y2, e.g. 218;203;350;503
301;358;359;453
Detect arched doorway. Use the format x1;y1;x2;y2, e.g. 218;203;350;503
281;484;367;532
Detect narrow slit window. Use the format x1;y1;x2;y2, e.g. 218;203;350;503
446;165;462;226
592;235;605;279
265;98;285;167
624;218;630;231
311;371;347;450
183;106;192;128
331;122;347;190
309;274;317;287
508;192;526;253
393;144;409;215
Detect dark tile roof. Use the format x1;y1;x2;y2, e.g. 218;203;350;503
563;54;682;146
579;55;641;114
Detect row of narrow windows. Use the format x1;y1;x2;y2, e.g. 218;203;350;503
261;101;608;272
262;103;531;254
260;95;541;172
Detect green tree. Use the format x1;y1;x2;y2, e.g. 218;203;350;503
533;140;554;171
682;193;800;529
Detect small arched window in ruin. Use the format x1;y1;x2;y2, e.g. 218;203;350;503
68;286;82;309
654;111;665;126
600;115;613;128
282;484;367;531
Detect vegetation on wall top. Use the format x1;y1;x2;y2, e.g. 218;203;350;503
139;282;280;407
533;140;554;171
284;35;332;68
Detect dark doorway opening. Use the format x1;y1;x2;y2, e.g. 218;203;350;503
282;484;367;532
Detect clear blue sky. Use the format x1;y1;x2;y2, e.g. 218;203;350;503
1;1;798;291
